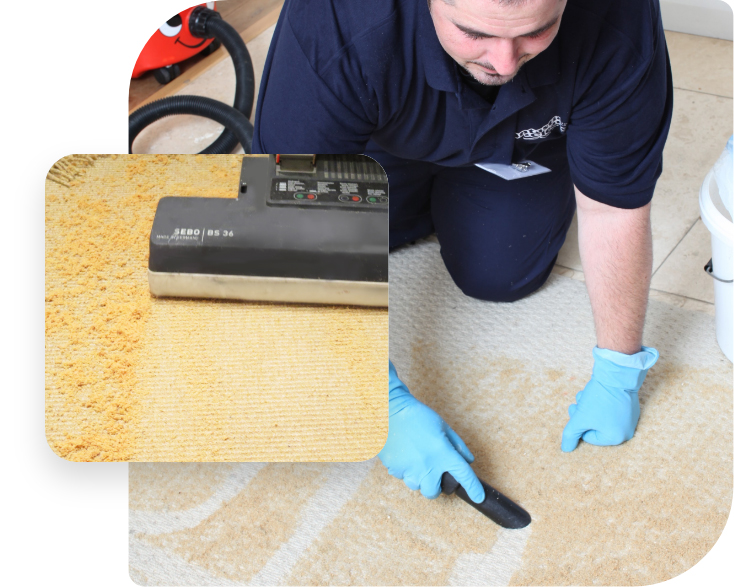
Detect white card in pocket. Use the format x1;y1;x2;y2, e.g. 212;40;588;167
475;160;551;180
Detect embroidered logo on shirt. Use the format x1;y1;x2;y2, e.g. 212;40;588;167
515;116;568;140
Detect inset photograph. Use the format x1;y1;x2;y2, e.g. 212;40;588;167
128;0;278;155
45;154;388;461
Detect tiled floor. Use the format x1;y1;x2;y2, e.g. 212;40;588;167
133;27;732;317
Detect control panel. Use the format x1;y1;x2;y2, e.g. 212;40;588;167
267;155;388;211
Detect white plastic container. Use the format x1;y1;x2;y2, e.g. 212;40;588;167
699;169;733;362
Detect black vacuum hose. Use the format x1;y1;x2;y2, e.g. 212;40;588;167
129;96;253;154
129;6;255;154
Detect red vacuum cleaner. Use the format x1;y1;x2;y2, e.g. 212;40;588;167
132;2;220;85
129;4;255;154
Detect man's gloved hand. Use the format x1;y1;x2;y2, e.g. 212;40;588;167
561;346;659;452
378;361;485;503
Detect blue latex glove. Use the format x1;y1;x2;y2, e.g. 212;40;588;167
378;361;485;503
561;346;659;452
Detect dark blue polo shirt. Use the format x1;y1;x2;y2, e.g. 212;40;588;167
254;0;673;209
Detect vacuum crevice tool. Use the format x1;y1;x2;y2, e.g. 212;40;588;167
441;472;531;529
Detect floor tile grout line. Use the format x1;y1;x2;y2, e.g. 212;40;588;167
673;86;733;100
651;218;700;279
554;261;714;306
648;287;715;306
554;263;580;272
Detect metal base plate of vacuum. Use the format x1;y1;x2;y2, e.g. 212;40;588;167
148;155;389;306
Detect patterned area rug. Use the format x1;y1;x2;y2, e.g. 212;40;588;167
45;155;387;461
129;239;731;585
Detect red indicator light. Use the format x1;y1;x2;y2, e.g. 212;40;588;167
307;194;315;199
352;196;359;201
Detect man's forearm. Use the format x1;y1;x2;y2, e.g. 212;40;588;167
575;188;652;355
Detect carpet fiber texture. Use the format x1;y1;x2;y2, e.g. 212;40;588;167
129;239;732;585
45;155;388;461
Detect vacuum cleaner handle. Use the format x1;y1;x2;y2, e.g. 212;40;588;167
441;472;531;529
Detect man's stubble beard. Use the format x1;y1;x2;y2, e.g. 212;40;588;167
463;54;533;86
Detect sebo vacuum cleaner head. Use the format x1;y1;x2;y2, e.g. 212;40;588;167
148;154;389;307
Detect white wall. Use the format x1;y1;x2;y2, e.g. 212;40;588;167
660;0;733;40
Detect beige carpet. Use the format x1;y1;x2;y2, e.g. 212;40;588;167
45;155;388;461
130;239;731;585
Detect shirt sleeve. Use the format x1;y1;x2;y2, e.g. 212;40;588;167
565;7;673;209
253;1;378;155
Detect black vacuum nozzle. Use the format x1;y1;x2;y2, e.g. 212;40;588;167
441;472;531;529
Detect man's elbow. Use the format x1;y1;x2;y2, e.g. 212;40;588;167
574;186;652;219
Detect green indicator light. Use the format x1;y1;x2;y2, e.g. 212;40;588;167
295;193;305;199
368;197;377;203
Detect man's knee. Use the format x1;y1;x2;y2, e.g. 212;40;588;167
444;257;553;303
453;272;531;303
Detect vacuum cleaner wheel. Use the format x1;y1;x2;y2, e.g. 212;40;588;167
153;63;181;85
